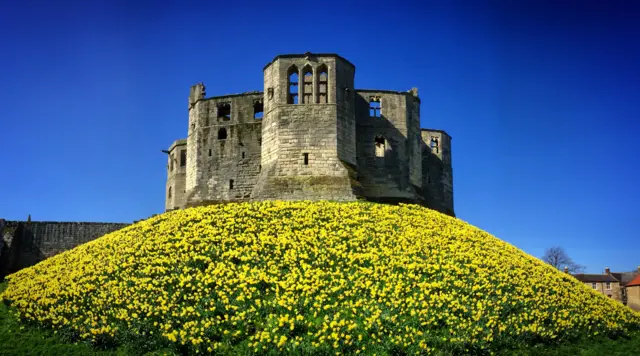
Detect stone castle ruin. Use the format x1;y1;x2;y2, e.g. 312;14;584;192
0;53;454;278
165;53;454;216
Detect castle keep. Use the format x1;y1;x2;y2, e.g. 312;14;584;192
165;53;454;216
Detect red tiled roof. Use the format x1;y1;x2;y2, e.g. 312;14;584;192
627;274;640;287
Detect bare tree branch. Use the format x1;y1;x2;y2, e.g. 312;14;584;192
542;246;586;273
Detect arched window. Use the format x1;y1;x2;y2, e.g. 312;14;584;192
302;65;313;103
287;65;299;104
375;136;386;157
218;128;227;140
168;186;172;199
317;64;328;103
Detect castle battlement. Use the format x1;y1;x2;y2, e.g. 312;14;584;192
165;53;454;216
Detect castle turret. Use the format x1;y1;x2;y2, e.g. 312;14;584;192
421;129;454;215
252;53;360;201
165;139;187;210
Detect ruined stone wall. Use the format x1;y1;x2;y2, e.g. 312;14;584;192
167;53;455;216
421;129;454;215
0;220;19;279
355;90;421;203
0;221;128;279
194;93;263;204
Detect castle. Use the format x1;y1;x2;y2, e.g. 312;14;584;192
165;53;454;216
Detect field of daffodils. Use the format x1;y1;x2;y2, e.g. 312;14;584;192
2;201;639;354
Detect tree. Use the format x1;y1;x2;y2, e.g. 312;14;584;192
542;246;586;273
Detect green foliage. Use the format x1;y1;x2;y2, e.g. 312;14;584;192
1;285;639;356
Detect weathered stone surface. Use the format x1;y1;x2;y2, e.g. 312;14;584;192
0;221;128;278
165;53;454;215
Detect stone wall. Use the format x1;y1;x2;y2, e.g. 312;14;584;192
355;90;422;203
627;286;640;312
582;281;624;303
421;129;454;216
0;220;128;279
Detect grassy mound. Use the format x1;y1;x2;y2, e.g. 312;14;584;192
1;201;639;354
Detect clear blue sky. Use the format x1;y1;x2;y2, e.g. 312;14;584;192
1;1;639;274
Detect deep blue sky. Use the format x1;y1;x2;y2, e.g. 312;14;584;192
1;1;639;273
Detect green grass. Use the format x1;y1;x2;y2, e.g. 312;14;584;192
0;282;173;356
1;281;639;355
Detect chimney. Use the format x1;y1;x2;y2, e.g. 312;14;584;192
563;266;569;273
605;267;610;274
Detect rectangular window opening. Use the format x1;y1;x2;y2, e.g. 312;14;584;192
254;101;264;119
229;180;234;190
180;149;187;167
303;153;309;165
217;103;231;120
242;151;245;159
208;149;212;157
369;97;381;117
374;136;385;158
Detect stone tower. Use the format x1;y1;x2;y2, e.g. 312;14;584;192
251;53;360;201
421;129;454;215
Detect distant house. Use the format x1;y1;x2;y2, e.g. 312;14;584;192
625;275;640;312
611;267;640;307
573;268;623;302
572;267;640;310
